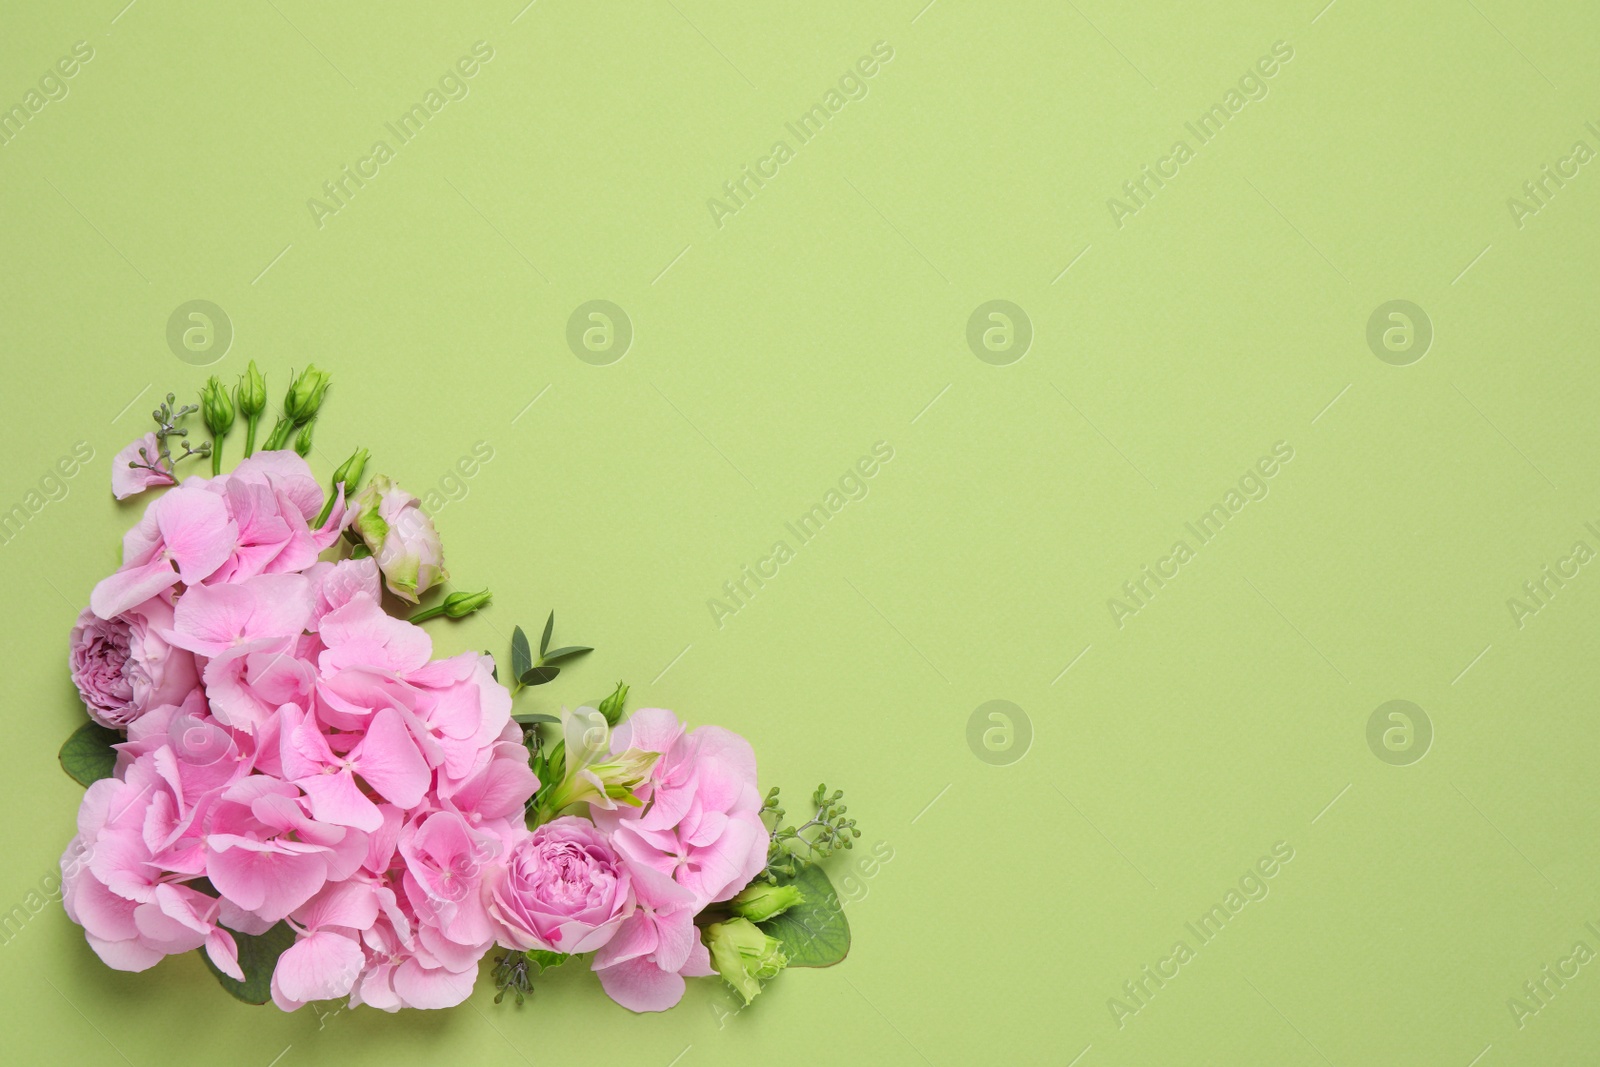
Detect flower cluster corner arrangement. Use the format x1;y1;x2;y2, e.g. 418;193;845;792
58;364;858;1014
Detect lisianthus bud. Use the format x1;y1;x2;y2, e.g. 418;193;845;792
201;377;234;437
409;588;492;623
294;419;315;457
315;446;368;528
236;361;268;457
331;446;368;492
283;365;332;423
728;881;804;923
235;360;266;418
442;589;491;617
201;377;236;474
596;681;629;726
705;919;786;1005
351;475;446;602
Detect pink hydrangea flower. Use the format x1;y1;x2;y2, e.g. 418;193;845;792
591;862;714;1012
594;708;769;908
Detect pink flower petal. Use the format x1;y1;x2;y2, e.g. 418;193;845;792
352;708;430;809
594;956;687;1013
271;929;364;1009
154;487;237;585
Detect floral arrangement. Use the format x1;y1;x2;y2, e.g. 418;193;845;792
57;365;857;1014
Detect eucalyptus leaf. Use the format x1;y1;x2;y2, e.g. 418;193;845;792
520;665;560;686
511;626;533;681
758;865;850;968
540;645;592;664
58;721;121;787
512;712;560;725
540;611;554;657
200;921;296;1005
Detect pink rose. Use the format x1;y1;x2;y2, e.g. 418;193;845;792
487;817;632;954
69;600;198;729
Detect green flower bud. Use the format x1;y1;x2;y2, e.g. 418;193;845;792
294;419;315;457
235;360;267;418
597;681;629;726
728;881;804;923
201;377;235;437
409;588;492;623
283;365;331;423
443;589;491;617
705;919;786;1005
331;446;368;492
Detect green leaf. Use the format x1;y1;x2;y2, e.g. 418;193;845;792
526;949;569;972
520;665;560;686
511;626;533;681
58;721;120;786
200;921;296;1005
758;864;850;968
540;611;554;657
540;645;592;664
512;712;560;725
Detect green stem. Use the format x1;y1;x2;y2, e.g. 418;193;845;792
210;437;224;476
408;604;447;623
314;486;339;529
262;417;293;451
243;416;258;458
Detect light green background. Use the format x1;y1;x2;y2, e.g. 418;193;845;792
3;1;1598;1064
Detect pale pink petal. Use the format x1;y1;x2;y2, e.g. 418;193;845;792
169;574;313;655
271;929;364;1009
352;708;430;809
650;906;699;975
111;433;176;500
205;928;244;981
154;487;236;585
391;959;477;1010
298;770;383;834
591;911;658;970
86;934;165;972
204;841;328;922
91;559;179;620
594;956;687;1013
297;879;381;932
